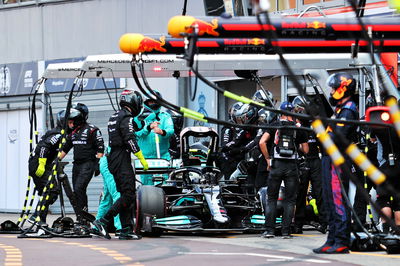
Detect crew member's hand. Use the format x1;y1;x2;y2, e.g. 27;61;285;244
266;159;272;171
153;127;164;135
150;121;160;129
36;158;47;177
93;159;100;176
134;150;149;171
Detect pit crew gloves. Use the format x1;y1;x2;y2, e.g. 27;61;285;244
134;151;149;171
35;158;47;177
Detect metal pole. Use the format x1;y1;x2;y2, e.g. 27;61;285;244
281;75;288;102
359;68;366;118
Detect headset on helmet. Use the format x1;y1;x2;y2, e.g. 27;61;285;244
233;103;258;125
144;90;162;112
68;108;85;128
119;89;143;117
327;72;356;102
56;110;66;128
72;103;89;121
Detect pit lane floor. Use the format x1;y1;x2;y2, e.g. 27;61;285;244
1;213;400;266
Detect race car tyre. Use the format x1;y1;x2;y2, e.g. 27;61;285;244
137;185;166;237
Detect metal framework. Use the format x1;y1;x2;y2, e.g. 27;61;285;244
42;53;372;79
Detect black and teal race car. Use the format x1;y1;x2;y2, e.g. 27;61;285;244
134;127;267;236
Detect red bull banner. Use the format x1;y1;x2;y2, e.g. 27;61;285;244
167;15;400;40
119;33;400;55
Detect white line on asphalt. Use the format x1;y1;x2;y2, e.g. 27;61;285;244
178;252;331;264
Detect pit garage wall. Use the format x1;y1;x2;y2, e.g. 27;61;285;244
0;0;206;64
0;96;43;212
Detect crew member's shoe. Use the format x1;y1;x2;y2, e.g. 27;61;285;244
293;225;303;234
312;244;332;253
261;231;275;238
92;219;111;240
325;246;349;254
118;227;142;240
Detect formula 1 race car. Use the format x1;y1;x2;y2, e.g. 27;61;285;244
134;126;266;236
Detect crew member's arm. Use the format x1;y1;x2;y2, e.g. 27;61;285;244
299;142;309;154
121;117;148;170
35;133;61;176
220;126;233;147
39;133;62;160
259;131;271;170
297;128;309;154
244;129;264;152
222;128;244;152
93;128;104;158
59;135;73;160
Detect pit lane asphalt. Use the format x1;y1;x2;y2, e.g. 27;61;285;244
1;213;400;266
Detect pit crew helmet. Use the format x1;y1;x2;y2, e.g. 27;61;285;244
72;103;89;121
252;89;275;107
56;110;66;128
258;109;277;124
68;108;85;128
292;96;308;114
327;72;356;106
233;103;258;125
119;89;143;117
144;90;162;113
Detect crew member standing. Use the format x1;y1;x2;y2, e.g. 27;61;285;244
59;103;104;224
136;91;174;185
313;72;358;254
93;89;148;240
292;96;328;234
259;101;309;238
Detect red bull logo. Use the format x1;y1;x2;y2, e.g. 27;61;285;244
138;36;167;53
306;21;326;29
189;18;219;37
247;38;265;45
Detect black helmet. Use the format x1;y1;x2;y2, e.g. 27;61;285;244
252;89;275;107
233;103;258;125
68;108;85;128
166;109;184;132
144;90;162;112
327;72;356;105
119;89;143;117
258;109;277;124
292;96;308;114
72;103;89;121
56;110;66;128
